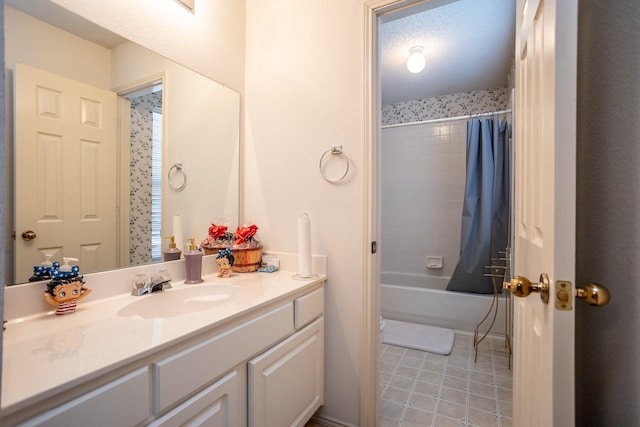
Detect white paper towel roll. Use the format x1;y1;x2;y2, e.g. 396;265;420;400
298;213;312;277
173;213;184;253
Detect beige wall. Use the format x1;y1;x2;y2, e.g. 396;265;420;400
8;0;366;424
48;0;245;92
111;41;240;251
6;7;111;87
244;1;366;424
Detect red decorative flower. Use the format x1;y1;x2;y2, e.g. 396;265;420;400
208;224;228;239
202;224;231;247
234;225;258;245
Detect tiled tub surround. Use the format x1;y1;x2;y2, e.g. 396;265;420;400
381;85;511;289
2;253;326;424
380;335;512;427
381;120;467;280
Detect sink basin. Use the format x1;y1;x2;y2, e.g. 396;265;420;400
117;284;239;319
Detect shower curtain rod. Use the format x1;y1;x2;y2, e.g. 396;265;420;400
381;108;512;129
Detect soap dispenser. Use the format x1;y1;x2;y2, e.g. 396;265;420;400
29;253;55;282
42;253;54;269
56;257;80;278
184;237;203;284
162;236;182;261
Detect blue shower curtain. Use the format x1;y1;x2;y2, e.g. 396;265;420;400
446;117;510;294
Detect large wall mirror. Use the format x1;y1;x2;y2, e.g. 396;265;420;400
4;2;240;285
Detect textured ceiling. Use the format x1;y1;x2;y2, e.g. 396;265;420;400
10;0;515;107
380;0;516;105
7;0;127;48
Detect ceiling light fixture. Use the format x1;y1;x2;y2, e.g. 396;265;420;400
407;46;426;73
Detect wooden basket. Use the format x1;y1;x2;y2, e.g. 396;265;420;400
231;246;263;273
202;245;229;256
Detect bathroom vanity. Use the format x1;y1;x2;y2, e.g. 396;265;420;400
1;255;325;427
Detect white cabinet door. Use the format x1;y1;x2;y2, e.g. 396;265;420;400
248;317;324;427
153;303;293;413
149;367;246;427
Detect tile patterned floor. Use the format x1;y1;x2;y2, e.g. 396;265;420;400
380;333;513;427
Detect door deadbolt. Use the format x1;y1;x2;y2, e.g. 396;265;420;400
503;273;550;304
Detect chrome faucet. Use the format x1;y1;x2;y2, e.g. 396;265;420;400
131;270;173;296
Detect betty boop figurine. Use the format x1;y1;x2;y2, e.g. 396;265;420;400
216;248;235;278
44;277;92;315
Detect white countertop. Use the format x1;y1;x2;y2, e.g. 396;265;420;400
2;266;325;415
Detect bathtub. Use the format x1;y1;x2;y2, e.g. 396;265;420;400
380;272;507;333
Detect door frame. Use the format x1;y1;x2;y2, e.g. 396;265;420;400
362;0;425;423
113;72;166;268
362;0;524;422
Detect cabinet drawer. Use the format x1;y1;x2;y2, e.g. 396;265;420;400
153;303;294;413
294;287;324;329
21;367;150;427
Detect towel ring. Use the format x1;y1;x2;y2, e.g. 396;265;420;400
168;163;187;191
319;145;350;183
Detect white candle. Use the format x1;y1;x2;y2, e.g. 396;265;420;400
173;212;184;253
298;213;312;277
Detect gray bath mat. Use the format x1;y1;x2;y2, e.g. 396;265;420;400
382;319;454;355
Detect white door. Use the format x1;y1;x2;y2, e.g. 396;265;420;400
14;63;118;282
512;0;578;425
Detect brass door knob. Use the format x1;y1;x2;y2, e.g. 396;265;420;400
21;230;37;241
555;281;610;310
503;273;550;304
576;283;610;307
